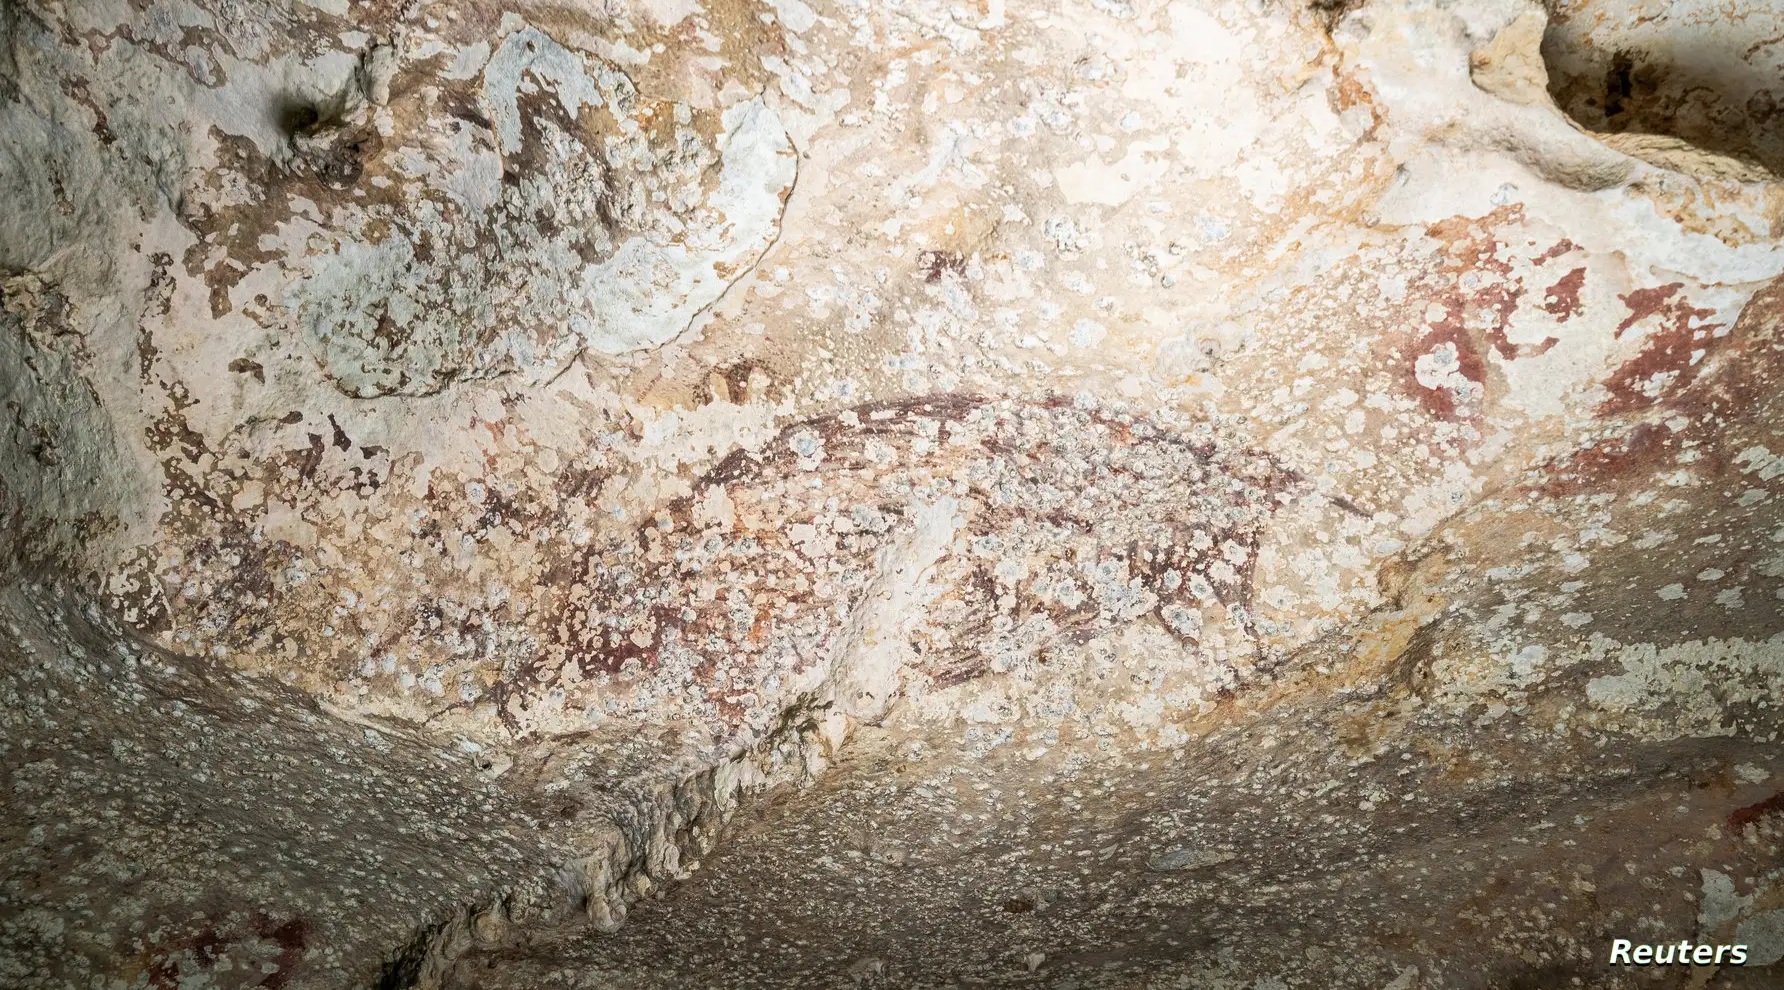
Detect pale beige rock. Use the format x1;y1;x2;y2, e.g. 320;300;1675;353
2;0;1783;987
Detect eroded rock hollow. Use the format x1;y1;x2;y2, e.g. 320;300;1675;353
3;0;1782;986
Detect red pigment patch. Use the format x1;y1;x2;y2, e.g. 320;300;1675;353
1729;789;1784;834
1405;214;1521;419
1521;272;1784;498
1490;329;1560;360
1599;284;1723;416
1398;331;1484;420
1615;284;1685;336
1541;268;1586;320
1408;322;1488;421
1406;213;1580;424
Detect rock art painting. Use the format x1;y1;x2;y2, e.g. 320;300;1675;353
2;0;1782;987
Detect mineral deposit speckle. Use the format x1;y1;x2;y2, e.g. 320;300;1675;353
3;0;1783;986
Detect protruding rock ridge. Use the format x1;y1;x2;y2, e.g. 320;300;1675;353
0;577;546;989
1343;0;1784;193
1541;0;1784;182
0;571;885;990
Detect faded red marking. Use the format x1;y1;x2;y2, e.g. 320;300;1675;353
1532;239;1578;266
1406;214;1522;419
1541;267;1586;320
1526;421;1671;499
1409;322;1488;420
1520;272;1784;499
1490;329;1560;360
1330;73;1384;139
144;914;309;989
1729;789;1784;834
1599;284;1723;416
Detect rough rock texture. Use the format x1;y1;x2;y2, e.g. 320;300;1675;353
2;0;1783;987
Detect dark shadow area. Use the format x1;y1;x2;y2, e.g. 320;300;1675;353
272;94;325;139
1541;24;1784;176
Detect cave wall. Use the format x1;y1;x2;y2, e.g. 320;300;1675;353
2;0;1782;986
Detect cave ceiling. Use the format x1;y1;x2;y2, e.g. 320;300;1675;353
2;0;1783;987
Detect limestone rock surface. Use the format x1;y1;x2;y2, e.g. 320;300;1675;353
3;0;1783;987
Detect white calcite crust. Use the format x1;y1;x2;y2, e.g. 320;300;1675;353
2;0;1783;986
